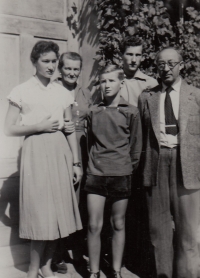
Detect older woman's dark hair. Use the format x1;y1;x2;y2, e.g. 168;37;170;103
100;64;124;81
58;52;82;71
30;41;59;64
120;36;143;54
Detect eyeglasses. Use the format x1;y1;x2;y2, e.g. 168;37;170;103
157;61;181;71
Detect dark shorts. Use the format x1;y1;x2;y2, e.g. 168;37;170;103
84;174;132;198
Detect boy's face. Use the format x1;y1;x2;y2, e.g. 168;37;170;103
100;71;123;98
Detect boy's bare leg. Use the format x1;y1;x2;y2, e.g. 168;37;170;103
27;240;45;278
87;193;106;273
41;240;58;277
110;198;129;271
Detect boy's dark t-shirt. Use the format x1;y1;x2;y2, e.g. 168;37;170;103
87;97;142;176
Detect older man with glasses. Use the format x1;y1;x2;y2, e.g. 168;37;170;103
138;47;200;278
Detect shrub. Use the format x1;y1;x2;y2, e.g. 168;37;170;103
94;0;200;87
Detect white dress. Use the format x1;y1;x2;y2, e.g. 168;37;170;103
7;76;82;240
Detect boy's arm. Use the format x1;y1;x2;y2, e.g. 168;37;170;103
129;109;142;172
86;110;93;156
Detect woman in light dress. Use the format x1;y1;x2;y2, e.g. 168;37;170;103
4;41;82;278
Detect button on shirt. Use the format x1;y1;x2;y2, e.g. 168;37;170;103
120;70;158;107
160;78;181;148
56;79;92;132
72;85;92;131
87;98;142;176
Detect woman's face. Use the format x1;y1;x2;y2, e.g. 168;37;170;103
60;59;81;86
34;51;57;79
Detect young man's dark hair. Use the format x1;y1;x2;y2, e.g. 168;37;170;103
120;36;143;54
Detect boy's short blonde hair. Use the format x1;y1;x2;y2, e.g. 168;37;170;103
100;64;124;81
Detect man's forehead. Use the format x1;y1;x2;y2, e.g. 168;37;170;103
157;49;179;61
124;45;142;54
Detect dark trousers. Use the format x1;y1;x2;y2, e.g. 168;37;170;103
146;147;200;278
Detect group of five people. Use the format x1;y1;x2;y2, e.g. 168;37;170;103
4;36;200;278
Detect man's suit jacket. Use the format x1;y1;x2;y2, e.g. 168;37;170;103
138;80;200;189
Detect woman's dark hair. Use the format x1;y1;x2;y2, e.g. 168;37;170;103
30;41;60;63
100;64;124;81
120;36;143;54
58;52;82;71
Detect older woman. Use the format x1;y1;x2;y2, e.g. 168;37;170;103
57;52;92;202
4;41;82;278
53;52;92;272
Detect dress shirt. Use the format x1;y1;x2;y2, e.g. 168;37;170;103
120;69;158;107
160;78;181;148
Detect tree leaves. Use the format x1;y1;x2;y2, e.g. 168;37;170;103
126;26;137;35
94;0;200;87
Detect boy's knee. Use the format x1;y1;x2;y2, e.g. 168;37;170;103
111;217;125;232
88;222;103;234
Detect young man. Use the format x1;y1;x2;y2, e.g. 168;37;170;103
138;47;200;278
85;65;142;278
120;36;158;275
120;36;158;107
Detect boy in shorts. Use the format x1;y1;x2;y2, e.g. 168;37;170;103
85;65;142;278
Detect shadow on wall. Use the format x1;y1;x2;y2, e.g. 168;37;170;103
0;148;29;273
78;0;100;91
78;0;99;48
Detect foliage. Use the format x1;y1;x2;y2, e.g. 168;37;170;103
67;2;79;38
177;7;200;87
94;0;200;87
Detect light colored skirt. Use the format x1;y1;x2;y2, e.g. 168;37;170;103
19;131;82;240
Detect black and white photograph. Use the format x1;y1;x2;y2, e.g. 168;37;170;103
0;1;200;278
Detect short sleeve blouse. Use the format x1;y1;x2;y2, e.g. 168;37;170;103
7;76;74;129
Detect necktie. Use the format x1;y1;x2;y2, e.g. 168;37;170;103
164;87;179;136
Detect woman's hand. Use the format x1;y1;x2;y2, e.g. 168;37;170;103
64;119;75;134
73;166;83;185
37;115;59;133
4;103;56;137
